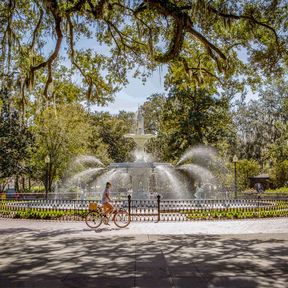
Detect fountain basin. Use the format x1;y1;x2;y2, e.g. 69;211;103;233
109;162;173;169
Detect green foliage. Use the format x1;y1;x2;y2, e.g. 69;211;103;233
1;0;287;108
89;111;135;163
266;187;288;194
31;104;92;191
185;201;288;220
269;160;288;187
145;88;233;162
234;79;288;164
0;88;34;179
29;186;45;193
141;93;166;134
233;159;261;191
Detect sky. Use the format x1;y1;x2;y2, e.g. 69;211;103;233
91;67;167;114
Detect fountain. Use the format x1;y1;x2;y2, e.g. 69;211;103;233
109;107;173;199
58;108;231;200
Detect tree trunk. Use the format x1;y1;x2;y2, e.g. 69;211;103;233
28;177;31;192
21;176;25;192
15;175;19;192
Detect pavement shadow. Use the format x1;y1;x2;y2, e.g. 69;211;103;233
139;234;288;288
0;227;287;288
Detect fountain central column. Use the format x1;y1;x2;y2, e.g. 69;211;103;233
123;108;155;198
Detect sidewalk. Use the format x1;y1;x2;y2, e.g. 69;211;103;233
0;219;287;287
1;217;288;235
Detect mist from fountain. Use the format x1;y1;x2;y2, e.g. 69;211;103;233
175;145;234;198
133;150;153;162
73;155;104;167
177;163;214;183
71;167;105;182
156;165;190;198
94;168;129;193
55;155;106;199
177;146;216;166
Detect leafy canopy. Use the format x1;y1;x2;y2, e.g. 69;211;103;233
1;0;287;104
0;88;34;179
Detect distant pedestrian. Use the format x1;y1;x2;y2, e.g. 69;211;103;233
255;182;264;194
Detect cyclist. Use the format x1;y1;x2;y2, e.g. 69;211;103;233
102;182;114;222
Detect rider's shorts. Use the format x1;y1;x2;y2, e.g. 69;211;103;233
103;202;113;212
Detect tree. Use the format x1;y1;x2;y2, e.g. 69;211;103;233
232;159;261;191
144;88;233;162
141;93;166;134
233;78;288;166
89;111;135;163
268;117;288;187
0;88;34;192
31;104;92;195
1;0;287;105
271;160;288;187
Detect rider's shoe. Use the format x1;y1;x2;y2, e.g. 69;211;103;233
103;215;110;225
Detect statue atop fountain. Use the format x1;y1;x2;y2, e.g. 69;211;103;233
124;107;155;161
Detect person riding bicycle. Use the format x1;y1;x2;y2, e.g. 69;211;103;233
85;182;130;229
102;182;114;220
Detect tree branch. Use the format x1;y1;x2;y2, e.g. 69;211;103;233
87;0;107;19
67;13;94;100
208;6;279;46
29;6;44;51
155;17;185;63
30;0;63;100
65;0;87;13
180;57;223;84
136;0;226;67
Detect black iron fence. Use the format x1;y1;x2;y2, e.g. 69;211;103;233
0;196;288;221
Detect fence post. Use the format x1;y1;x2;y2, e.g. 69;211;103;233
74;200;76;221
157;195;161;222
128;195;131;217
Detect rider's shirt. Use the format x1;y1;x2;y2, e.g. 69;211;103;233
102;188;110;204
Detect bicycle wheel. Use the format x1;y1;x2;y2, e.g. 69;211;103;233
114;210;131;228
85;211;102;228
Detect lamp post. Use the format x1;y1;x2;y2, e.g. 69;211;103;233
233;155;238;199
44;155;50;200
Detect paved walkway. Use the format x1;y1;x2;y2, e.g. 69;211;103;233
0;219;287;287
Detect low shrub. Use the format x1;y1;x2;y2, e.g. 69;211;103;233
265;187;288;194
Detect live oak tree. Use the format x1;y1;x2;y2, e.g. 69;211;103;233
232;78;288;187
234;78;288;163
0;88;34;192
1;0;287;106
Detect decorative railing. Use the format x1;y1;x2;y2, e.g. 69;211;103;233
0;196;288;221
